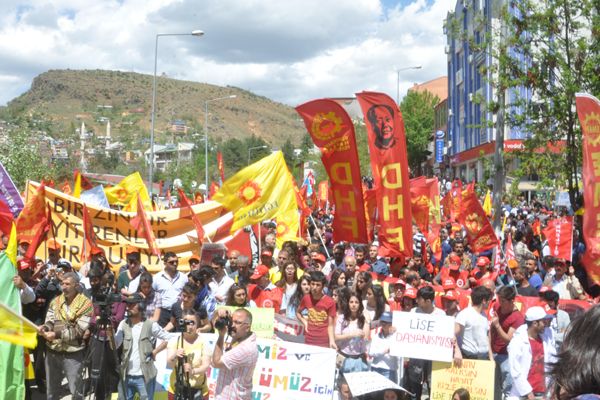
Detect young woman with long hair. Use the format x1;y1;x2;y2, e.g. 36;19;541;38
285;274;311;320
364;284;390;328
334;293;370;373
225;284;255;307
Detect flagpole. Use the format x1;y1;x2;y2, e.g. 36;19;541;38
257;223;261;257
309;214;330;258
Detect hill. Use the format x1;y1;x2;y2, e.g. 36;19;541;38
5;69;305;147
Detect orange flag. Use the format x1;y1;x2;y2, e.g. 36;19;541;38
130;194;160;256
177;188;205;244
457;189;498;253
217;152;226;184
24;204;51;263
16;184;47;244
81;204;102;262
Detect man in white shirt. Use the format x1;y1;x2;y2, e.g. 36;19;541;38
209;256;234;305
455;286;493;362
153;252;188;326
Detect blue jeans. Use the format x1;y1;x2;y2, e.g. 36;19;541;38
119;375;155;400
494;353;512;400
371;367;398;384
341;356;369;373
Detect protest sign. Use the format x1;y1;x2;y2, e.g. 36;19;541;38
222;306;274;339
390;311;455;362
156;334;336;400
431;360;495;400
274;314;305;343
24;182;231;271
344;371;411;397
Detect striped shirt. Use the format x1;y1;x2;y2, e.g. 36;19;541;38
215;333;259;400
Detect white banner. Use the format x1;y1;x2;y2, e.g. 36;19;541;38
156;333;337;400
390;311;455;362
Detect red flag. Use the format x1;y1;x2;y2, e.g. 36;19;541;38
77;171;93;190
177;188;205;244
217;152;226;183
24;204;51;262
0;200;13;237
576;93;600;284
209;182;220;199
363;188;377;242
505;233;516;262
532;219;541;237
542;216;573;261
410;177;431;234
296;99;369;244
130;195;160;256
457;189;498;253
81;204;102;262
317;181;329;210
356;91;412;257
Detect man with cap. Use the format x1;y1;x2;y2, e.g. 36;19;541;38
115;293;173;400
441;289;461;317
434;253;470;289
401;287;418;312
469;256;497;287
45;238;63;269
368;311;400;382
188;253;201;272
542;257;586;300
260;249;274;268
507;306;556;400
387;279;407;311
309;252;327;272
247;265;283;313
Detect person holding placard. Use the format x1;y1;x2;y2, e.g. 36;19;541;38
369;311;400;383
335;293;370;373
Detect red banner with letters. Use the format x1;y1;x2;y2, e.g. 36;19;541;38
542;216;573;261
317;180;329;210
457;189;498;253
356;92;412;257
576;93;600;284
296;100;368;243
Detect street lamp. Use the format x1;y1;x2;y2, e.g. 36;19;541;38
396;65;422;104
204;95;237;192
149;30;204;197
248;145;269;165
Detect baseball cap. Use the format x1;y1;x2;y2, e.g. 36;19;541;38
57;260;73;270
380;311;393;323
47;239;62;251
126;245;139;255
90;247;104;256
508;259;519;269
525;306;553;322
538;286;551;293
543;303;557;315
250;265;270;280
442;278;456;290
189;252;200;262
448;255;461;270
312;253;326;263
403;287;418;299
442;289;459;301
18;259;31;270
261;250;273;257
476;256;491;267
124;293;143;304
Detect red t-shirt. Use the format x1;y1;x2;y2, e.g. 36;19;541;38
528;337;545;393
298;293;336;348
247;284;283;313
490;304;525;354
440;268;470;288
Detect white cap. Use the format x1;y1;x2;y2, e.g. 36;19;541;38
525;306;553;322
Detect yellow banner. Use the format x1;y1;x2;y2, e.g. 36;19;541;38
222;306;274;339
431;359;495;400
0;302;38;349
26;182;230;272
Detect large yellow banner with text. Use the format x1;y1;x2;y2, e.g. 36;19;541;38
26;182;229;271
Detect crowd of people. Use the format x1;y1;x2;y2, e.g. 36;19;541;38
5;182;600;400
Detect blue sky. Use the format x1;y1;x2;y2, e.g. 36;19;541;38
0;0;452;107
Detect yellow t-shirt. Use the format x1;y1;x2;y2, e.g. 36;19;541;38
168;335;209;395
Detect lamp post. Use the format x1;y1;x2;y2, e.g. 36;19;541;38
396;65;422;104
149;30;204;197
248;145;269;165
204;95;237;192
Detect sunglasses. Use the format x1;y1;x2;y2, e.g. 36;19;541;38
167;260;179;265
183;319;196;326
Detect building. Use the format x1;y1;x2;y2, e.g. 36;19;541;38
444;0;538;183
144;142;195;172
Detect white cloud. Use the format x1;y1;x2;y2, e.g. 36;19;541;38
0;0;453;106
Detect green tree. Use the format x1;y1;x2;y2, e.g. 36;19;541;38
0;128;48;189
281;137;296;173
400;90;439;175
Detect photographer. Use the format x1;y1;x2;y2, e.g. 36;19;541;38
167;310;210;399
86;262;126;400
115;293;173;400
211;308;259;400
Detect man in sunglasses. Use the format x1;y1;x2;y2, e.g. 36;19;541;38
115;293;172;400
153;252;188;327
212;308;258;400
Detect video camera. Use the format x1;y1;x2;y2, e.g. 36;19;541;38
214;312;233;335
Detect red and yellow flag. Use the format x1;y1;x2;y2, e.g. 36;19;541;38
457;189;498;253
217;152;226;184
576;93;600;284
16;184;47;245
356;91;412;257
296;99;368;244
104;172;151;211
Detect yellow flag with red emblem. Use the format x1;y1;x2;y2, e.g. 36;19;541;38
104;172;152;211
212;151;298;233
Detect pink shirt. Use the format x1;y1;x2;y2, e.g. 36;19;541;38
215;333;259;400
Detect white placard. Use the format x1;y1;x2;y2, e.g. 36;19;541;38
390;311;455;362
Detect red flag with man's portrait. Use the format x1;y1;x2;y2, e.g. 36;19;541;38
356;92;412;258
296;99;368;244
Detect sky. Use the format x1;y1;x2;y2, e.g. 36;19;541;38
0;0;453;107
